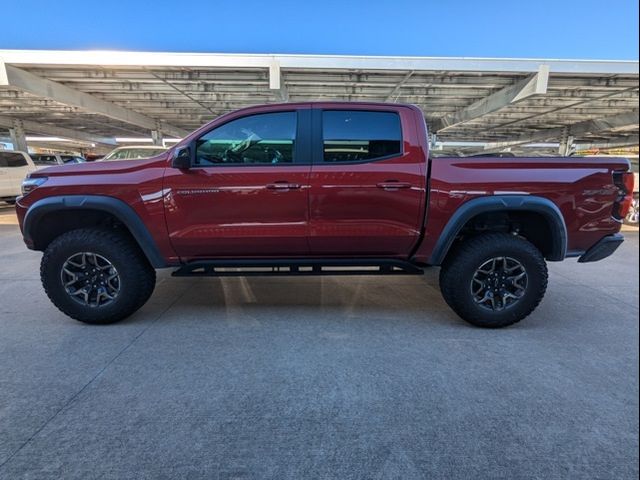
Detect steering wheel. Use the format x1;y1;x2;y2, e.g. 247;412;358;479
223;148;244;163
264;147;284;164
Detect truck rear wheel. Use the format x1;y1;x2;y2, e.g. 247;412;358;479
40;228;156;324
439;233;548;328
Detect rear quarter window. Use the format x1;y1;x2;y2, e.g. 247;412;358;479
0;152;28;167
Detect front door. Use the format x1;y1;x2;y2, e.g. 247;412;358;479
164;109;311;259
308;107;426;257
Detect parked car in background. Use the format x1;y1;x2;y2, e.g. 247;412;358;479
31;154;86;167
624;158;639;226
100;145;167;161
0;150;37;204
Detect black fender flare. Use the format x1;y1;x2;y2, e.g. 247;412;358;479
428;195;568;265
23;195;167;268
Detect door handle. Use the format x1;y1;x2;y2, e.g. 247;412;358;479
376;181;412;190
266;182;301;190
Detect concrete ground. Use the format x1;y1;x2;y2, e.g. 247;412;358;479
0;203;638;480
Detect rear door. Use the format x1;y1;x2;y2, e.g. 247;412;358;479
164;107;312;259
308;106;426;256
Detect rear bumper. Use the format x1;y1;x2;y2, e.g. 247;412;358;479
578;233;624;263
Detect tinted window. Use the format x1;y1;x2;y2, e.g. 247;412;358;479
0;152;28;167
322;111;402;163
196;112;296;166
31;154;58;166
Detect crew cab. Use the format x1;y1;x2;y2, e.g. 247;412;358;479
15;102;634;328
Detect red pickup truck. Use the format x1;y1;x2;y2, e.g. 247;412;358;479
16;102;634;328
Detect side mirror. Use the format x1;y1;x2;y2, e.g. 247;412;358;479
172;146;192;169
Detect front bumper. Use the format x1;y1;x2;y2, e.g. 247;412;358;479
578;233;624;263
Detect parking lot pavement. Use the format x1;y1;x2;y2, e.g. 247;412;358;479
0;205;638;480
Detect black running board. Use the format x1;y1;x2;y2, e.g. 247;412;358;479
172;258;424;277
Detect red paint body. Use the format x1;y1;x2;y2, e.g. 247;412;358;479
16;102;630;266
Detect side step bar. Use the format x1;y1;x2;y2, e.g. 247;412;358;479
172;258;425;277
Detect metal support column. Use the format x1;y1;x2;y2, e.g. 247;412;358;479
429;132;438;150
151;122;164;147
9;119;28;152
558;127;574;156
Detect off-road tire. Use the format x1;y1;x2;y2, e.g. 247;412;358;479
41;228;156;324
439;233;548;328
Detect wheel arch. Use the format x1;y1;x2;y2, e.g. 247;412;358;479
23;195;167;268
428;195;567;266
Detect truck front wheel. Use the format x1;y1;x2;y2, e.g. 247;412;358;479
40;228;156;324
439;233;548;328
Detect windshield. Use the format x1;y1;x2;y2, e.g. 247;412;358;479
103;148;166;161
60;156;85;164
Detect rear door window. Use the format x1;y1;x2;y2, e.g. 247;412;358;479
321;111;402;163
0;152;29;167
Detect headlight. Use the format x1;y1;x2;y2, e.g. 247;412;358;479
21;176;48;195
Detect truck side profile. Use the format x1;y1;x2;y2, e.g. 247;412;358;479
16;102;634;327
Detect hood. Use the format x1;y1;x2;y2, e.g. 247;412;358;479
29;153;170;178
